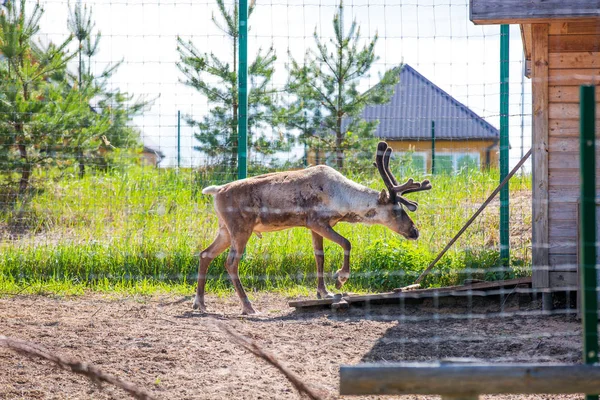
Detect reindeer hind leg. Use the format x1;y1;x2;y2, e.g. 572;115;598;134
194;226;231;312
223;229;257;315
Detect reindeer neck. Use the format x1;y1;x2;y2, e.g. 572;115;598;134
339;187;384;224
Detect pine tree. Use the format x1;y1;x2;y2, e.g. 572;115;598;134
0;0;75;192
66;1;149;177
176;0;289;176
286;1;399;169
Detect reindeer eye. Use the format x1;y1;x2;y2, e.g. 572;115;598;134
392;204;405;215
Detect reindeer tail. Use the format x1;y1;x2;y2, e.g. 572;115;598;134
201;185;222;195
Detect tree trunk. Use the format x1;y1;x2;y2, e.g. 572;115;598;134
18;84;31;193
18;144;30;193
78;149;85;179
335;115;344;169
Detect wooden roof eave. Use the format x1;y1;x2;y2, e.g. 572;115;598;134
470;1;600;78
470;0;600;26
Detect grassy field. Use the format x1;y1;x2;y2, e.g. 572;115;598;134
0;163;532;296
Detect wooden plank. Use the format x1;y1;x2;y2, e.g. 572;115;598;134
395;277;532;294
548;136;578;152
549;170;600;186
549;270;578;289
549;151;600;168
549;188;581;202
549;167;600;184
340;363;600;396
549;103;600;119
470;1;600;25
549;85;600;103
549;254;577;270
549;35;600;52
549;20;600;35
549;240;577;255
548;141;600;155
549;53;600;70
548;68;600;85
532;24;550;290
548;153;579;169
288;297;336;308
288;278;533;309
549;202;578;221
548;138;600;153
549;119;600;137
549;220;578;238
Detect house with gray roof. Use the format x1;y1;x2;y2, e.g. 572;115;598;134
358;64;499;173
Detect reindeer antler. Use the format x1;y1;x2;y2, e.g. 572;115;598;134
375;141;432;212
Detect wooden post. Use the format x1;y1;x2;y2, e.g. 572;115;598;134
531;24;550;308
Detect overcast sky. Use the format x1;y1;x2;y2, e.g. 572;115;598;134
32;0;531;169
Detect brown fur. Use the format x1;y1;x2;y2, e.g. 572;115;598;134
195;164;427;315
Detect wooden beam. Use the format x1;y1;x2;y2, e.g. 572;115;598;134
340;363;600;396
531;24;550;290
470;1;600;25
288;277;533;309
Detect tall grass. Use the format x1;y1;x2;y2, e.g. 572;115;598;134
0;164;532;295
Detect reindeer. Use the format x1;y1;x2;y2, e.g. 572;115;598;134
195;141;432;314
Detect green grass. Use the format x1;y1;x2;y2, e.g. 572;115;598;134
0;164;532;296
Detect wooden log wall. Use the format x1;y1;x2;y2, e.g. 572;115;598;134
545;20;600;289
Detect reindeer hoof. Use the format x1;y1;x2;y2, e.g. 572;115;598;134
317;291;334;299
333;269;349;289
192;297;207;312
242;307;260;315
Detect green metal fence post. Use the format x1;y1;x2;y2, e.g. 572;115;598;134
499;24;510;268
237;0;248;180
580;85;598;400
431;120;435;175
177;110;181;169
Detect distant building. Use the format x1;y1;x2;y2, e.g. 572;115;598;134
309;64;499;173
141;146;164;167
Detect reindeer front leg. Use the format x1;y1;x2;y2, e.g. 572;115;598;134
194;225;230;312
310;231;333;299
308;223;351;290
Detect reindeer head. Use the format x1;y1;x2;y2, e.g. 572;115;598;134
375;141;432;240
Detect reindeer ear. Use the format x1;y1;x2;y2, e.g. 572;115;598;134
378;189;390;204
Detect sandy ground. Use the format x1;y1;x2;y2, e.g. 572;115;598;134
0;292;585;400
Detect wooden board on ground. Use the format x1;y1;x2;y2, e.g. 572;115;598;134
288;277;532;309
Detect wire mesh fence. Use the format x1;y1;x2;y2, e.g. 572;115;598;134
0;0;532;287
1;0;592;399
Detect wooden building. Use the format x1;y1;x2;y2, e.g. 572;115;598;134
470;1;600;308
141;146;165;167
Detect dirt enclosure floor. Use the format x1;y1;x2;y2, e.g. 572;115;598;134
0;292;585;400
